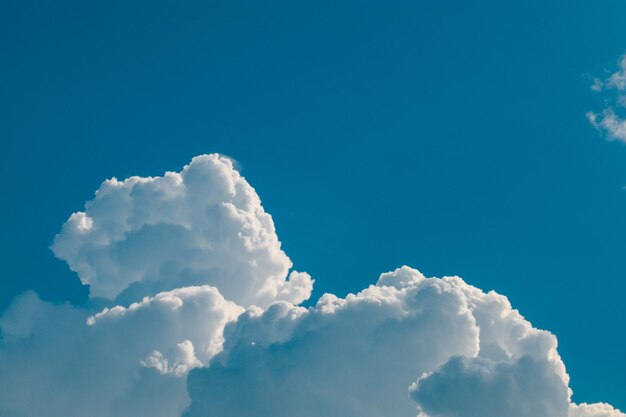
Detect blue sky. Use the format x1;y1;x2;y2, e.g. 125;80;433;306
1;0;625;412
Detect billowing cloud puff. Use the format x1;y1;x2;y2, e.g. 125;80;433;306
0;286;242;417
570;403;626;417
1;155;308;416
52;154;313;307
184;266;579;417
411;356;570;417
87;285;244;371
185;268;478;417
588;55;626;143
0;155;623;417
408;269;575;417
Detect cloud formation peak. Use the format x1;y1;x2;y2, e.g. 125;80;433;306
52;154;313;307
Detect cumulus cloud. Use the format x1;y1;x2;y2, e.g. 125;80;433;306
588;55;626;143
0;155;623;417
570;403;626;417
185;268;480;417
52;154;313;307
87;285;244;371
1;155;308;417
184;266;611;417
0;286;242;417
411;356;569;417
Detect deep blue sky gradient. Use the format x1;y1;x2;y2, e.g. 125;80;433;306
1;0;625;408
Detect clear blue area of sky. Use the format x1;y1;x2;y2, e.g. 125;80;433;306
1;0;625;409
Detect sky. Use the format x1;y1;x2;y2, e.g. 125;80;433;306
1;0;625;415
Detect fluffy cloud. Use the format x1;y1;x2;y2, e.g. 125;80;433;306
592;55;626;92
588;55;626;143
184;266;585;417
51;154;313;307
1;155;308;417
185;268;479;417
185;266;622;417
408;271;574;417
587;109;626;143
411;356;569;417
0;155;623;417
87;285;244;372
570;403;626;417
0;286;242;417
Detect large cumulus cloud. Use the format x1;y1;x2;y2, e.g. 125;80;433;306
184;266;582;417
0;155;623;417
185;268;479;417
0;154;310;417
411;356;569;417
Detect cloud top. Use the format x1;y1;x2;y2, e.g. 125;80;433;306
52;154;313;307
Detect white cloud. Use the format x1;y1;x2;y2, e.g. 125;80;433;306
587;109;626;143
0;156;623;417
570;403;626;417
183;266;602;417
185;268;479;417
1;155;307;417
411;356;570;417
51;154;313;307
0;286;242;417
141;340;202;377
595;56;626;92
588;55;626;143
87;285;244;369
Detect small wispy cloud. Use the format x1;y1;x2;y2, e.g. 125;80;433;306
587;109;626;142
588;55;626;143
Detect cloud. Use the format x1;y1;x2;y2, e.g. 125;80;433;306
1;155;308;417
593;56;626;92
570;403;626;417
87;285;244;372
411;356;569;417
184;266;579;417
0;286;242;417
588;55;626;143
0;155;623;417
184;268;476;417
587;109;626;143
51;154;313;307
